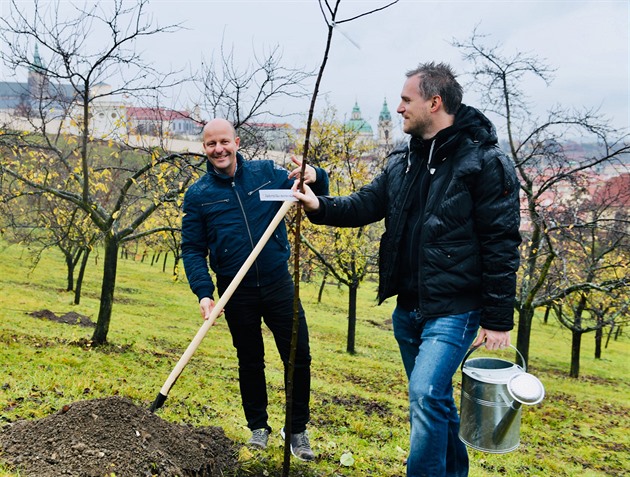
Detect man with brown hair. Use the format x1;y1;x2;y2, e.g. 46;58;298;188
293;62;521;476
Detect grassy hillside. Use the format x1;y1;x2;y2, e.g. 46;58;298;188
0;240;628;476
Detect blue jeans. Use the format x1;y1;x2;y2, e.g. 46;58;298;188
392;306;480;477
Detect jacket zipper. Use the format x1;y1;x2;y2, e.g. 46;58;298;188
201;198;229;206
383;153;420;302
417;140;454;309
248;180;271;196
232;181;260;286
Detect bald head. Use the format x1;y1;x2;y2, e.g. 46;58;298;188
202;118;240;177
203;118;237;138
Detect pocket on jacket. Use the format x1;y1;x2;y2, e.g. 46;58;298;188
424;240;480;276
201;199;231;220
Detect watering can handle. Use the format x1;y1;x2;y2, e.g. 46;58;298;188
460;344;526;372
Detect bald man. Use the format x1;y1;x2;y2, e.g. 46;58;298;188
181;119;329;461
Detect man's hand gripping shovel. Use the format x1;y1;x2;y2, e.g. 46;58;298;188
150;197;295;412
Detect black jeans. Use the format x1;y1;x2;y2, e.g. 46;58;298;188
219;274;311;433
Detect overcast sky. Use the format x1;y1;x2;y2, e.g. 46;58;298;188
145;0;629;138
3;0;629;140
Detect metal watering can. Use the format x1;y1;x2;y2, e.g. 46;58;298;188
458;345;545;453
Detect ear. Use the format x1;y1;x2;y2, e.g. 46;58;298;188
235;136;241;148
430;95;442;113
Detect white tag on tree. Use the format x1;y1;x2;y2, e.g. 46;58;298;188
259;190;297;202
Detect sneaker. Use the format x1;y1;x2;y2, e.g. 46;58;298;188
247;428;270;449
280;428;315;461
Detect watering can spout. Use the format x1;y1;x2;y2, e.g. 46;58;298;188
492;403;521;444
492;372;545;445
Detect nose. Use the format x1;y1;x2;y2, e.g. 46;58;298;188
396;102;405;114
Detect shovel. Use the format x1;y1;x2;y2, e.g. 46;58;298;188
150;199;295;412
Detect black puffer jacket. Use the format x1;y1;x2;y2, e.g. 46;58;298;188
307;105;521;331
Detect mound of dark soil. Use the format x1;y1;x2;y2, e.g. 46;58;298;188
28;309;95;328
0;396;239;476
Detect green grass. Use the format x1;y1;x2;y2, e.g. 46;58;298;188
0;240;628;476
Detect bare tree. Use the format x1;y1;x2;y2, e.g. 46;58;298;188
453;28;630;365
276;1;399;472
0;0;203;344
195;38;314;157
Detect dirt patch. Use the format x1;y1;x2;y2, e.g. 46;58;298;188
321;395;391;418
366;318;392;331
0;396;239;476
28;309;95;328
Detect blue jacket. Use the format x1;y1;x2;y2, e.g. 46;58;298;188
182;153;329;301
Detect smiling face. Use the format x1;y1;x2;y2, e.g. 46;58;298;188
202;119;240;176
396;74;434;139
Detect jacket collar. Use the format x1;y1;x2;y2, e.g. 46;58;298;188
206;151;245;180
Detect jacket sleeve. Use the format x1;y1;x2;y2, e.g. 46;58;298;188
307;170;388;227
473;148;522;330
311;166;330;196
181;188;215;301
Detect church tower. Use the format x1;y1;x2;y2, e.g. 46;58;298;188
377;98;393;147
345;101;374;142
27;44;48;98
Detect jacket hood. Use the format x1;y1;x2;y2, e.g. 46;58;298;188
451;104;498;145
407;104;499;155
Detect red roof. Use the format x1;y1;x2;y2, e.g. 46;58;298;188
126;107;192;121
247;122;293;129
592;173;630;207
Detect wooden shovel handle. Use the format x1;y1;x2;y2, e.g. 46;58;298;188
154;200;295;404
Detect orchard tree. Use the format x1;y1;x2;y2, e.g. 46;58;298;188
292;107;385;353
453;28;630;365
0;0;203;344
545;173;630;376
0;169;100;303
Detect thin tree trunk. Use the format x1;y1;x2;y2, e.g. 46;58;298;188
91;235;119;345
594;325;603;359
74;247;91;305
516;306;534;367
65;251;75;291
569;329;582;378
346;281;358;355
172;255;180;281
318;269;328;303
543;306;551;324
